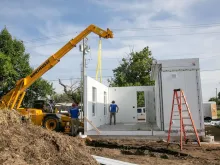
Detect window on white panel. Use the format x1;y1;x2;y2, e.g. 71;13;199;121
104;91;107;115
92;87;97;116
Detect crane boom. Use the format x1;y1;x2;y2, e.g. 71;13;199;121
0;24;113;109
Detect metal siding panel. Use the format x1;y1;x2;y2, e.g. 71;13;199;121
158;58;199;70
196;70;205;130
183;71;201;129
158;65;164;130
162;70;201;131
155;78;161;129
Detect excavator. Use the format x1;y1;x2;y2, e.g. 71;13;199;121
0;24;113;133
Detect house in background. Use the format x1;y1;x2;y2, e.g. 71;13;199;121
83;58;205;137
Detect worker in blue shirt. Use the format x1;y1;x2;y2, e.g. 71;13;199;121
69;103;80;136
109;100;119;125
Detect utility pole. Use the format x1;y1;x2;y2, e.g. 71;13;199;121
79;38;90;121
216;88;218;104
82;38;85;120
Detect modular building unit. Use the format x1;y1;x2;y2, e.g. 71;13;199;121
84;58;205;137
151;58;205;135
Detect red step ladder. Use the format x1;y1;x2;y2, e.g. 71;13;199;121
167;88;201;150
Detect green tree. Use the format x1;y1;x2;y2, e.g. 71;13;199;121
53;90;81;104
0;27;55;106
137;91;145;107
24;79;55;106
53;93;72;103
58;79;81;104
208;91;220;105
108;47;154;107
108;46;155;87
0;52;17;95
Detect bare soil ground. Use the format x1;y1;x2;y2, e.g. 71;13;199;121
205;125;220;141
0;109;98;165
2;108;220;165
87;136;220;165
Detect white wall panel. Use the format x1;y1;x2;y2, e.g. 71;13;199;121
145;90;156;124
158;58;204;131
84;76;109;131
108;86;154;123
151;58;204;134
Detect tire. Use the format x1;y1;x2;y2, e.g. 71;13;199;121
204;117;212;122
43;116;60;132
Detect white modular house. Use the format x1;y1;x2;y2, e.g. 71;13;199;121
83;58;205;137
151;58;204;134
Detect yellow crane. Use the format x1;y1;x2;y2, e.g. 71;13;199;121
0;24;113;132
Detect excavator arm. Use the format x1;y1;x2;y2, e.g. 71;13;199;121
0;24;113;109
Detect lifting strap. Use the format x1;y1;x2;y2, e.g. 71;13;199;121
96;37;102;83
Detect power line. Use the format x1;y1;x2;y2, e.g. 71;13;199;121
29;53;220;74
29;52;220;66
46;68;220;82
201;69;220;72
5;22;220;44
112;23;220;31
2;22;220;45
48;76;112;81
26;31;220;48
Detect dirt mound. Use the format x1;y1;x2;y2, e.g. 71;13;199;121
0;109;98;165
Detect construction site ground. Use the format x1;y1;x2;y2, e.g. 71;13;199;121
1;108;220;165
0;109;99;165
87;125;220;165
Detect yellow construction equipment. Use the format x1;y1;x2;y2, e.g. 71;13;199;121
0;24;113;133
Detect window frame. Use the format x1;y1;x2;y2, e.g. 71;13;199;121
104;91;107;116
92;87;97;116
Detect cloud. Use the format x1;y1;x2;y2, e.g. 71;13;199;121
150;10;177;21
91;0;220;101
1;0;220;101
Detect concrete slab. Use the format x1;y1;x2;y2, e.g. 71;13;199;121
93;122;160;131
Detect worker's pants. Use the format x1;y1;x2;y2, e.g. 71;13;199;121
110;112;116;125
71;118;79;135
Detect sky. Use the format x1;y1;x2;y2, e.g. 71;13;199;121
0;0;220;101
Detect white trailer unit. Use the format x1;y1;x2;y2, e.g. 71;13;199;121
151;58;205;135
203;101;217;120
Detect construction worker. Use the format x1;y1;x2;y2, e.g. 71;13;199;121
109;100;119;125
69;103;80;136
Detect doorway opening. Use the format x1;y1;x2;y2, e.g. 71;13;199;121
137;91;146;122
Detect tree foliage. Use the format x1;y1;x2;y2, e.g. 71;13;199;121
137;91;145;107
58;79;81;104
0;52;17;95
208;91;220;105
53;93;73;103
108;46;154;107
0;27;55;106
108;46;155;87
